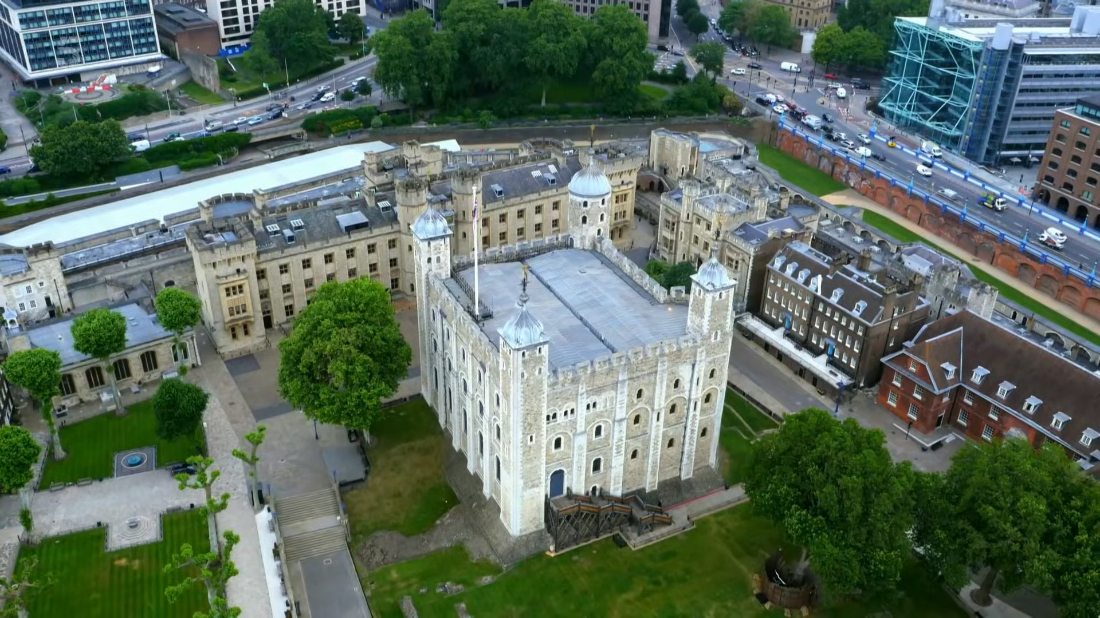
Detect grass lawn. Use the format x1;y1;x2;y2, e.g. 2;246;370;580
40;400;204;486
20;508;210;617
718;407;754;486
725;388;779;434
365;504;965;618
860;210;1100;347
757;144;847;197
638;83;671;100
343;398;457;541
178;81;224;105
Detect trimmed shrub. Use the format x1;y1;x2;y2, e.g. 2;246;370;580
142;133;252;164
178;154;219;171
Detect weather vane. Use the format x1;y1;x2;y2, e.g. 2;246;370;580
521;264;529;295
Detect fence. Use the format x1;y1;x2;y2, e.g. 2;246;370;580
777;121;1100;290
726;380;784;424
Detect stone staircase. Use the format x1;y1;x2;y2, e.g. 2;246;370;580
275;488;347;562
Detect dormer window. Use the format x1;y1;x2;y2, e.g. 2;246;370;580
1023;396;1042;414
1081;428;1098;447
773;255;787;269
830;288;844;303
996;381;1015;399
852;300;867;317
908;359;918;372
1052;412;1071;431
971;366;989;384
797;269;810;284
940;362;956;380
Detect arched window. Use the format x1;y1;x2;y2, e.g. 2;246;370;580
704;393;713;404
581;215;588;225
635;388;643;400
592;457;603;473
630;449;639;460
594;424;604;438
495;456;501;480
479;432;484;455
673;378;681;389
599;213;605;222
85;366;104;389
669;403;677;415
709;368;716;379
496;424;501;440
667;438;675;448
553;436;563;450
700;427;708;438
632;414;641;425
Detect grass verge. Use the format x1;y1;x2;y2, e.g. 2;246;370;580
343;398;457;541
757;143;847;197
364;504;964;618
718;408;753;486
860;210;1100;347
725;388;779;434
20;508;209;617
1;188;120;219
41;399;204;486
179;81;224;105
638;83;671;100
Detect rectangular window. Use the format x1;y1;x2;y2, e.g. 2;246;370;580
59;374;76;396
958;410;969;426
907;403;918;420
284;304;294;317
388;239;397;249
346;248;355;259
349;267;358;278
257;269;267;280
324;253;334;264
390;278;400;290
388;258;398;267
913;385;923;400
982;425;994;441
887;391;898;406
327;273;336;282
279;263;289;275
368;244;377;254
282;284;292;294
301;258;311;269
963;391;974;405
989;408;1000;422
140;351;158;373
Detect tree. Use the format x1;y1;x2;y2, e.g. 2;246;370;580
588;5;654;113
0;557;52;617
373;10;456;113
477;109;495;129
662;261;697;291
29;120;131;179
722;92;744;115
240;31;280;83
838;0;928;44
232;425;267;511
4;349;65;460
177;456;231;559
165;530;242;618
811;23;845;69
840;27;887;71
340;89;355;102
745;409;916;598
0;427;41;496
155;287;201;374
670;60;689;84
525;0;587;107
686;11;710;37
278;278;411;431
250;0;334;72
355;79;373;97
718;0;760;38
154;378;209;445
690;42;726;79
1046;477;1100;618
676;0;699;19
750;5;796;51
645;259;671;281
336;11;365;45
912;438;1085;608
70;308;127;416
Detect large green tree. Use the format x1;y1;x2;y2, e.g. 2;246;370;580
690;42;726;79
336;11;365;45
912;438;1088;608
444;0;510;93
588;5;654;113
686;11;710;37
840;27;887;71
676;0;700;19
4;349;65;459
372;10;456;113
811;23;845;68
70;308;128;416
1046;477;1100;618
662;260;698;291
29;120;130;179
525;0;587;107
838;0;928;43
745;408;916;599
154;378;209;444
0;426;41;495
278;278;411;431
250;0;334;72
718;0;760;39
749;5;796;51
239;31;281;83
155;287;202;373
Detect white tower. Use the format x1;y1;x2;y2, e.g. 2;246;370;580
686;257;737;475
411;207;453;425
567;151;612;249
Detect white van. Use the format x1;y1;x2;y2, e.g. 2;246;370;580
920;141;943;157
802;115;823;130
131;139;151;153
320;91;336;103
836;87;847;99
780;62;801;73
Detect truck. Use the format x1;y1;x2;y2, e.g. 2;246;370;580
802;115;823;130
920;140;942;157
131;139;150;153
780;61;801;73
978;192;1007;211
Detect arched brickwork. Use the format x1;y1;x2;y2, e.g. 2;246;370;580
1037;274;1059;297
905;204;922;224
977;242;996;264
1085;297;1100;321
1058;284;1083;309
1016;263;1038;286
956;233;978;256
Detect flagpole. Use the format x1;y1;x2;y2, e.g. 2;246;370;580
473;183;480;322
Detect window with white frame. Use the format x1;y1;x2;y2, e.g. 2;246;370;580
963;391;974;405
891;372;903;387
989;408;1000;422
909;359;917;371
1022;396;1042;414
981;425;994;441
1052;417;1065;431
1080;429;1097;447
958;410;969;426
887;391;898;407
913;385;923;400
908;403;918;420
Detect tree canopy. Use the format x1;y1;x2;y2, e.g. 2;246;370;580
526;0;587;106
372;10;456;112
686;11;710;37
3;349;61;404
278;278;412;430
913;438;1100;614
690;42;726;78
154;378;209;443
811;23;887;71
155;288;202;340
838;0;928;44
0;426;41;494
71;308;127;364
745;409;916;598
749;5;796;49
29;120;131;179
718;0;761;38
336;11;365;45
250;0;334;72
588;5;655;113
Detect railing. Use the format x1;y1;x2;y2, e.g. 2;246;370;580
778;121;1100;290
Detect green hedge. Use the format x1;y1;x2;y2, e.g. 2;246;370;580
0;177;42;198
141;133;252;164
235;58;347;100
178;154;219;171
301;106;378;134
15;87;167;129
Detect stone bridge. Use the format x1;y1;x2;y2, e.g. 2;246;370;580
776;131;1100;321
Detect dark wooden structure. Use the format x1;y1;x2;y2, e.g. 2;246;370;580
545;491;673;553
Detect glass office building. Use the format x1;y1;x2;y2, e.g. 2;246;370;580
880;8;1100;165
0;0;160;83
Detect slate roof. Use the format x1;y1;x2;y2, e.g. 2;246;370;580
249;203;399;253
884;311;1100;458
479;158;583;206
732;216;804;246
23;303;172;367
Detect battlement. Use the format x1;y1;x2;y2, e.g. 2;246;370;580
593;237;669;303
546;334;704;385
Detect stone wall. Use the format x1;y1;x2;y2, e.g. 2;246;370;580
594;238;668;302
179;48;220;93
776;131;1100;321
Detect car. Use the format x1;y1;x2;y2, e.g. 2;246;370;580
247;116;265;126
785;100;799;110
836;87;847;99
870;152;887;162
857;133;871;145
0;167;9;175
772;104;787;114
854;146;872;157
1043;227;1067;244
821;113;834;123
266;103;284;111
169;462;196;476
128;132;144;141
731;68;746;75
316;85;330;92
747;62;762;69
823;73;837;79
164;132;183;142
886;136;898;148
656;44;670;52
916;164;934;177
840;139;856;149
224;126;240;133
234;116;249;125
824;131;838;142
195;131;213;138
832;131;847;141
852;78;870;90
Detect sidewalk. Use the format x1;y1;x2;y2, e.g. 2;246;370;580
821;189;1100;337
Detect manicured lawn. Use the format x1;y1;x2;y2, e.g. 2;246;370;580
757;143;847;197
343;398;457;541
365;504;965;618
178;81;224;105
19;508;210;617
639;83;671;100
725;388;779;434
860;210;1100;347
718;407;754;486
41;400;204;486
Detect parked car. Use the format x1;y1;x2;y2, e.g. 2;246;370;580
128;132;144;141
266;103;284;111
870;152;887;162
0;167;9;175
656;44;670;52
747;62;762;69
234;116;249;125
823;73;837;79
671;50;685;56
857;133;871;145
852;78;870;90
169;462;196;476
731;68;746;75
224;126;240;133
916;164;934;177
822;113;834;123
164;132;183;142
247;116;265;126
195;131;213;138
771;104;787;114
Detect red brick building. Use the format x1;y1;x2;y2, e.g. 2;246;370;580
878;311;1100;469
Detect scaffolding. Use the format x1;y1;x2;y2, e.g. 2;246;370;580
879;19;985;152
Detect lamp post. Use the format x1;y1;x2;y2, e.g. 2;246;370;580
313;418;319;440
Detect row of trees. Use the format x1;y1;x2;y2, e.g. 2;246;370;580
746;409;1100;617
811;23;887;72
372;0;654;115
717;0;797;51
674;0;712;38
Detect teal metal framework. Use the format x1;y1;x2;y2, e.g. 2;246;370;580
879;19;985;152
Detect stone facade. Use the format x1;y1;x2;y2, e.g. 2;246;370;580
0;245;72;326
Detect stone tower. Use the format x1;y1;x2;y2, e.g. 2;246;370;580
686;257;737;474
411;207;453;420
496;277;550;536
567;151;612;249
397;175;430;297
